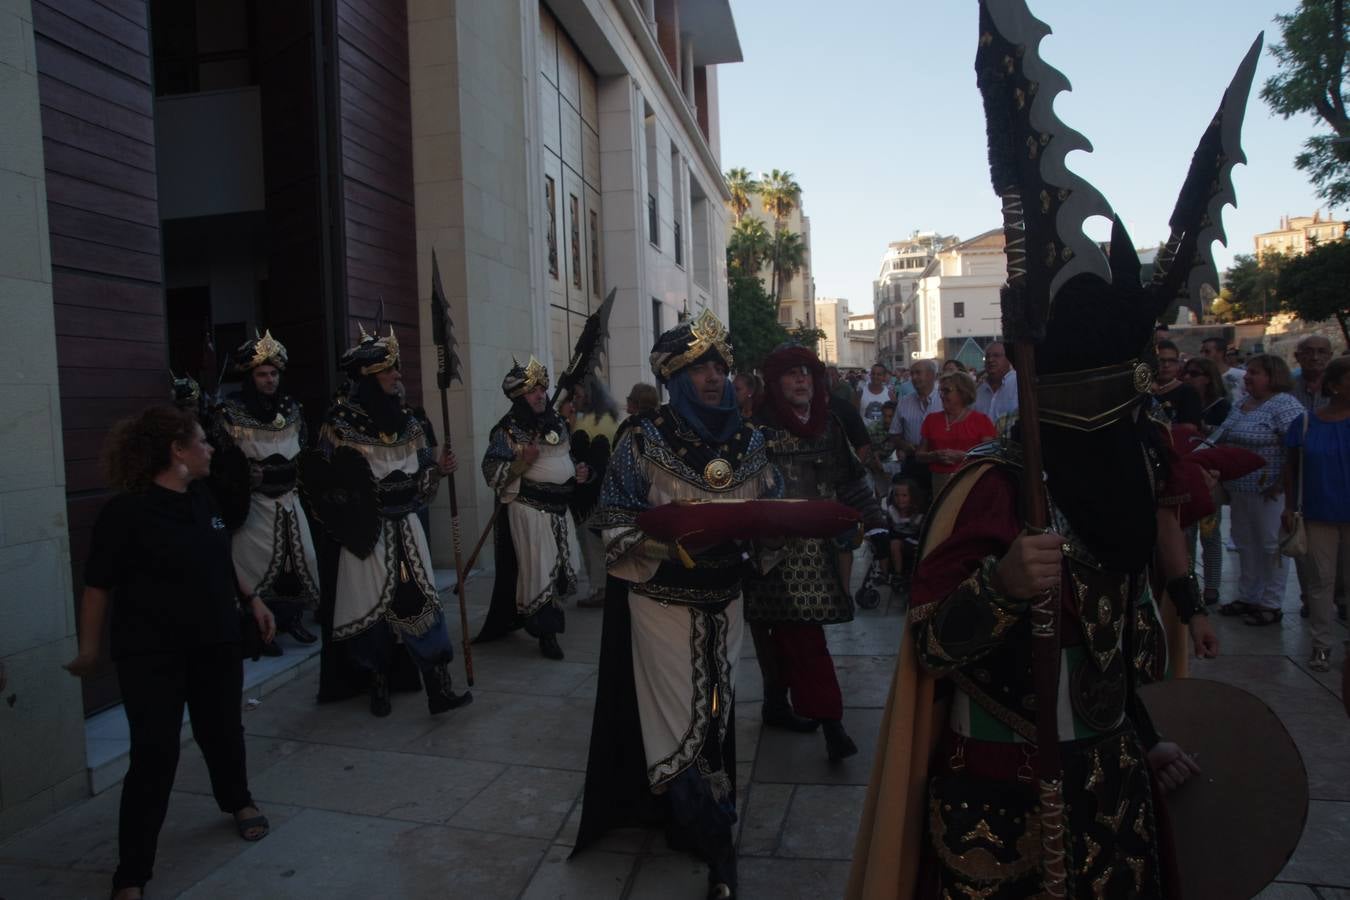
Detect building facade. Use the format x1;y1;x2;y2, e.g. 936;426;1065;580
1254;211;1347;259
872;232;956;369
0;0;740;836
815;297;874;368
913;229;1005;367
742;195;814;330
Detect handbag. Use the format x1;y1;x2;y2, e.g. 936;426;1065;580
1279;414;1309;559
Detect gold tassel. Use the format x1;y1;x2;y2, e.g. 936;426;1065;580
400;560;410;583
676;541;695;569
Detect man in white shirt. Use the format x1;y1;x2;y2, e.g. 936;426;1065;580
888;358;938;490
1200;337;1245;404
973;341;1019;432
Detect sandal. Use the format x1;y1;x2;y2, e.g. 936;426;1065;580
1242;609;1283;627
1218;601;1252;617
234;805;270;841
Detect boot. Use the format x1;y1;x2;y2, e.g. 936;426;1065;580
821;719;857;761
369;673;392;718
539;633;565;660
762;690;818;733
425;663;473;715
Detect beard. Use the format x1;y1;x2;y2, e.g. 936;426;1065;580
241;375;282;422
353;376;408;436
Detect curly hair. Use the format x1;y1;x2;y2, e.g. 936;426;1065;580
103;405;200;492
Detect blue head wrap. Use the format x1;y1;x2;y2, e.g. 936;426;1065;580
667;371;741;444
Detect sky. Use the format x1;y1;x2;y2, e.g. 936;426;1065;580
717;0;1329;315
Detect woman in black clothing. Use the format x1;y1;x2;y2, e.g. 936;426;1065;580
1183;355;1232;434
64;405;276;900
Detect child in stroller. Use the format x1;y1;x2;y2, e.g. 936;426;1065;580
854;475;927;609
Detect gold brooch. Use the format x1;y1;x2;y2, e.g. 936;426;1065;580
703;458;733;489
544;431;560;445
1133;363;1153;394
272;413;286;428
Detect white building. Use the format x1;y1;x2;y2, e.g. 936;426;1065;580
873;232;958;368
914;229;1006;367
745;196;815;330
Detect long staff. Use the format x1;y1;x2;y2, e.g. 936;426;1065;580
429;251;474;686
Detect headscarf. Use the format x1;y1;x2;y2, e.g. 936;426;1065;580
760;344;830;438
667;369;741;444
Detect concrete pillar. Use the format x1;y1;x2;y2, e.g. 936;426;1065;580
0;0;88;839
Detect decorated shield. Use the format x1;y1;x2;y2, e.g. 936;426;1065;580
298;446;379;558
1139;679;1308;900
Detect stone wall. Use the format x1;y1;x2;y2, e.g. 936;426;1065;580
0;0;87;839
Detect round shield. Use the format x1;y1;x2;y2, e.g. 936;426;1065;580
1139;678;1308;900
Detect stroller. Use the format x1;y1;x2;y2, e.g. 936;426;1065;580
853;522;920;610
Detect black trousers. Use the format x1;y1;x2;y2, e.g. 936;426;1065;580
113;644;253;891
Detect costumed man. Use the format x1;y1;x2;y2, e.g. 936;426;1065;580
207;331;320;652
744;343;888;760
848;4;1255;897
574;310;782;900
305;325;469;717
474;358;588;660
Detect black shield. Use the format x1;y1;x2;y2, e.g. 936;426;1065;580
208;443;252;531
298;446;379;558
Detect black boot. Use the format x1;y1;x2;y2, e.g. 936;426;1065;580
286;621;318;644
762;690;818;733
821;719;857;761
538;634;564;660
425;663;473;715
369;673;392;718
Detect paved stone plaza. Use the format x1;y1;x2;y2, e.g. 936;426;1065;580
1;545;1347;899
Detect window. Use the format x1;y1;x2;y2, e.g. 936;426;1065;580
674;221;683;266
545;176;559;279
648;194;659;247
671;148;684;266
645;107;660;248
953;302;965;318
589;210;601;298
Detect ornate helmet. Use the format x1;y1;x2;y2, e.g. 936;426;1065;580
169;370;201;411
502;356;549;399
234;329;288;372
649;308;734;384
975;0;1261;431
340;323;400;378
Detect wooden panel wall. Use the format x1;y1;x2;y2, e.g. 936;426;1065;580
33;0;163;713
332;0;421;404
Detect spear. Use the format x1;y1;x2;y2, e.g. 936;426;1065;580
429;250;474;686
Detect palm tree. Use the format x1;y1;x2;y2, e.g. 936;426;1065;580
724;167;758;223
727;217;773;274
759;169;801;299
769;230;807;303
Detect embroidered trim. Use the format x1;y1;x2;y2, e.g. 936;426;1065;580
518;510;576;617
255;504;319;608
648;607;731;789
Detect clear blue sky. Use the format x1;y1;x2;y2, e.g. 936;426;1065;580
718;0;1327;314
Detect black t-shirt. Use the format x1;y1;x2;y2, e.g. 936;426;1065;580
829;395;870;451
84;482;241;659
1154;382;1204;427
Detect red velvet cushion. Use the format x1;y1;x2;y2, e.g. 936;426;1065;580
636;499;861;553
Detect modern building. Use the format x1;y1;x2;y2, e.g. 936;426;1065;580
815;298;874;369
0;0;740;837
873;232;956;368
913;229;1005;368
1254;211;1348;259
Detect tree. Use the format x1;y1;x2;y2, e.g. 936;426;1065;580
1222;252;1287;320
759;169;802;300
724;167;759;223
726;268;786;373
727;217;772;275
768;230;807;302
1261;1;1350;206
1277;238;1350;343
784;324;828;354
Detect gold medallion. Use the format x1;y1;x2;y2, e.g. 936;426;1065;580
1133;363;1153;394
544;431;560;445
703;458;733;489
272;413;286;428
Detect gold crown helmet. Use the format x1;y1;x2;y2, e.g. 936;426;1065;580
236;329;288;371
340;323;401;378
503;356;550;400
650;308;734;383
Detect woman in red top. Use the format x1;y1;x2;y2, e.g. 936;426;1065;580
916;371;996;498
